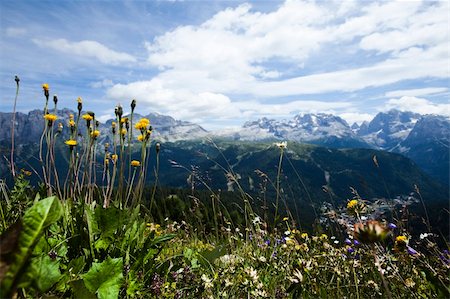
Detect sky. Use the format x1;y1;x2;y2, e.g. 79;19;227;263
1;0;449;130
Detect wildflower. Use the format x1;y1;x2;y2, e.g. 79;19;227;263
69;114;74;120
275;141;287;149
137;135;144;142
91;130;100;139
77;97;82;112
120;128;127;137
111;154;118;162
388;223;397;230
407;246;419;256
301;233;309;239
121;117;128;124
65;139;77;150
395;235;408;244
283;217;289;221
131;160;140;167
42;83;49;99
289;269;303;284
43;113;58;126
53;94;58;105
347;247;355;254
354;221;388;243
20;169;32;176
82;114;93;121
344;238;352;245
347;199;358;209
69;120;75;127
131;99;136;111
115;104;123;118
135;118;150;130
405;278;415;288
65;139;77;146
320;234;328;240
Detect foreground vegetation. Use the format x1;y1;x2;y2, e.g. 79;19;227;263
1;81;449;298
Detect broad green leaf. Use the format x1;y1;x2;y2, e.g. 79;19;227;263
31;255;62;292
70;280;96;299
82;257;123;299
0;196;62;297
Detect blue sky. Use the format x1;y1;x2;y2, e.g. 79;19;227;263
1;0;449;129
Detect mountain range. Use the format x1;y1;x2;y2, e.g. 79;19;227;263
0;108;449;184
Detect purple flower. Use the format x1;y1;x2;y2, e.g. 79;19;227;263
353;240;360;246
347;247;355;254
265;239;270;245
407;246;418;255
388;223;397;229
345;238;352;245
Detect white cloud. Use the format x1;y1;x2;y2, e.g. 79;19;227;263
106;77;354;128
33;38;137;65
385;87;448;98
385;96;450;117
90;79;114;89
105;0;447;127
5;27;27;37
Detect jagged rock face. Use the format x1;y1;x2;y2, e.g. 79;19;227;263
225;113;368;148
397;115;450;184
358;110;421;150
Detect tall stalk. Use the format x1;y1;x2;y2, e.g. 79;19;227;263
10;76;20;178
274;143;285;224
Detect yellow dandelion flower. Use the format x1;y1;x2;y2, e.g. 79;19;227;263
91;130;100;138
69;114;74;120
320;234;328;240
69;120;75;127
120;117;128;124
111;154;118;162
111;121;116;128
77;97;82;103
82;114;93;121
347;199;358;209
283;217;289;221
301;233;309;239
120;128;127;135
131;160;141;167
137;135;144;142
65;139;77;146
43;114;58;122
42;83;49;91
141;118;150;125
396;235;408;243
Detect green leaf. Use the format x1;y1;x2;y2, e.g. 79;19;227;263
30;255;62;292
70;280;96;299
0;196;62;297
82;257;123;299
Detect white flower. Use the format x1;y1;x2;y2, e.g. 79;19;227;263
275;141;287;149
289;269;304;284
201;274;213;289
252;216;261;225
